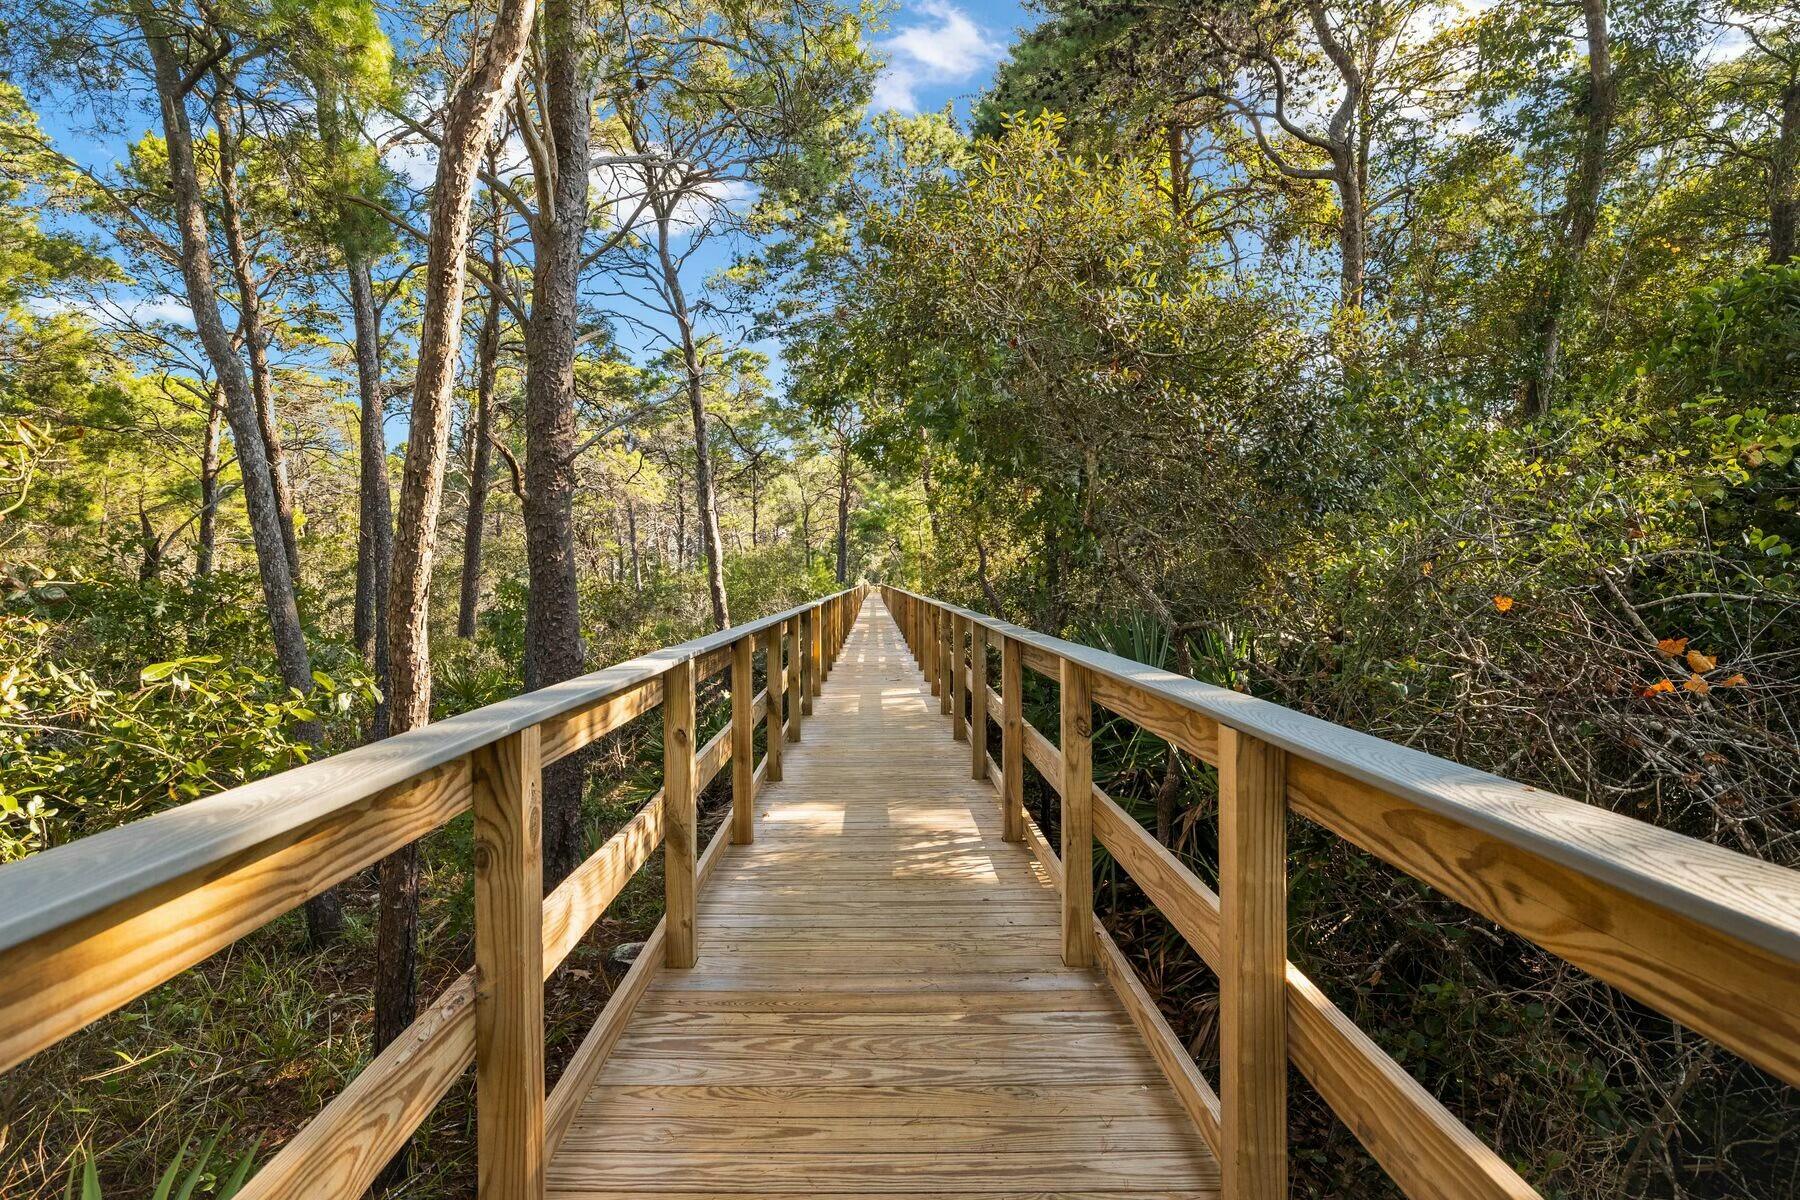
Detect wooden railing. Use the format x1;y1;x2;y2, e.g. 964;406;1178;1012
880;586;1800;1200
0;585;868;1198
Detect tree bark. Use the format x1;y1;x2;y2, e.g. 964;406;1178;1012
627;494;642;593
1304;0;1366;311
129;2;336;944
458;276;501;638
835;437;851;584
348;254;393;739
653;202;730;628
195;382;223;576
521;0;594;884
212;88;302;580
374;0;537;1179
1773;75;1799;265
1528;0;1613;416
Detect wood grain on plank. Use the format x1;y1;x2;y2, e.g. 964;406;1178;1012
540;677;661;766
473;726;545;1200
1218;727;1287;1200
663;658;697;969
545;594;1218;1199
0;758;469;1074
1002;637;1024;844
1290;759;1800;1088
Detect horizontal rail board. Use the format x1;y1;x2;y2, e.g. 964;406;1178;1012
1289;761;1800;1088
543;798;666;972
887;588;1800;1089
244;751;769;1199
547;797;746;1154
884;589;1800;969
0;759;470;1074
0;590;859;961
1092;914;1222;1153
1005;728;1536;1200
541;677;662;766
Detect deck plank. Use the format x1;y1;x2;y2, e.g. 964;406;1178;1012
546;596;1219;1199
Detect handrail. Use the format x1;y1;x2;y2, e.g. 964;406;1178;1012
0;591;844;959
0;585;869;1199
880;585;1800;1200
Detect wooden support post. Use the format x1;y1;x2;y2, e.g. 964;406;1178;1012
801;609;816;715
785;616;803;742
1001;636;1024;843
1059;660;1094;967
1219;725;1288;1200
731;635;755;845
473;725;545;1200
663;658;697;968
938;609;953;715
763;626;784;782
951;614;968;742
970;622;988;779
925;604;939;694
809;605;823;704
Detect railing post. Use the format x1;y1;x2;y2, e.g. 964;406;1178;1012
1001;636;1023;843
938;609;953;715
473;725;545;1200
763;625;784;782
785;615;803;741
663;658;697;968
1059;660;1094;967
808;605;823;708
970;621;988;780
731;634;755;845
951;614;968;742
1219;726;1288;1200
925;603;939;695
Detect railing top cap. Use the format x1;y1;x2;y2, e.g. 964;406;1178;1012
883;586;1800;964
0;588;861;956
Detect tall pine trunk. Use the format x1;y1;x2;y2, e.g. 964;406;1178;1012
1773;75;1799;265
129;1;336;943
213;89;302;579
348;254;392;739
521;0;593;884
835;439;850;584
458;281;500;638
195;383;223;576
1529;0;1613;417
374;0;538;1181
652;203;729;629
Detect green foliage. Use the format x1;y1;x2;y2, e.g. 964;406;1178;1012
0;570;377;860
65;1131;257;1200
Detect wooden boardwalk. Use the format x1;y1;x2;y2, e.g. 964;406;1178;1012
548;596;1220;1198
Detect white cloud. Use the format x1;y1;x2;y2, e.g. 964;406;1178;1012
29;291;194;329
871;1;1001;114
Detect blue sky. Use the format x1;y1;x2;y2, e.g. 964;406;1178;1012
868;0;1027;118
25;0;1036;421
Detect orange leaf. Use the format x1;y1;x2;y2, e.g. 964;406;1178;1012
1683;675;1711;695
1685;650;1717;673
1656;636;1688;658
1493;595;1514;613
1640;679;1676;697
1719;673;1748;688
1420;560;1433;577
